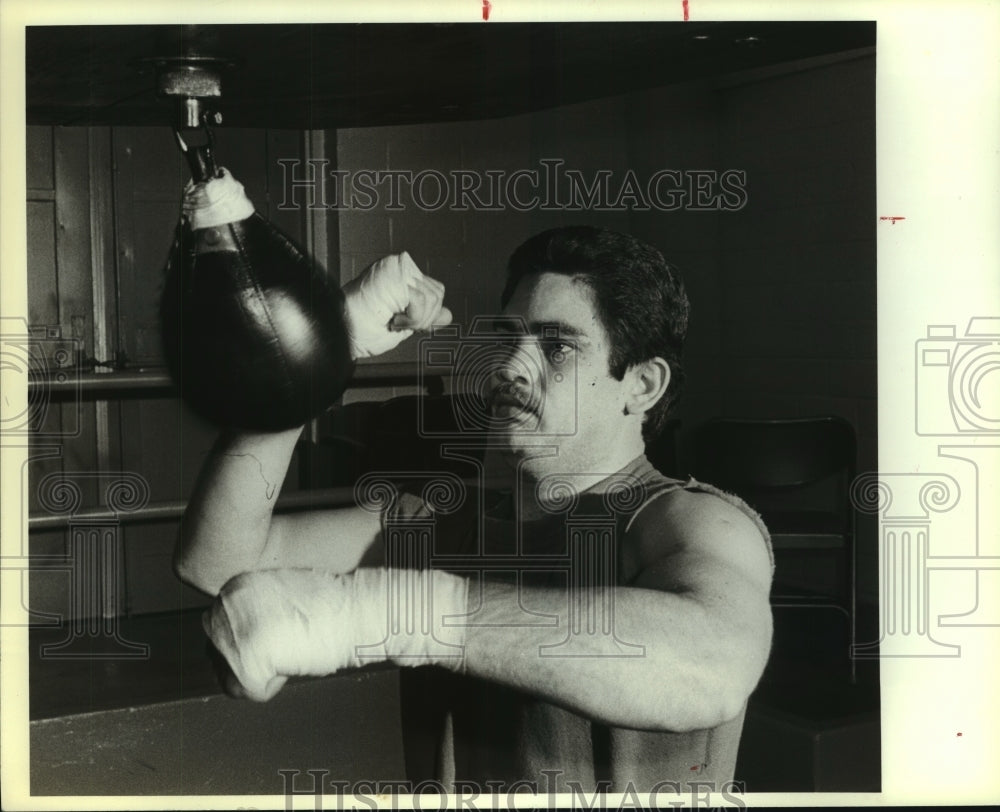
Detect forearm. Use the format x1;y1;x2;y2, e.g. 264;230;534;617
174;426;303;596
203;488;775;720
460;579;769;732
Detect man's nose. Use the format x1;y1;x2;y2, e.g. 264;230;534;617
493;337;539;385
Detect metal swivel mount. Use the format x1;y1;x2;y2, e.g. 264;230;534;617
138;52;234;182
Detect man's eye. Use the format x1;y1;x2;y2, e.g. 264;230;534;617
543;341;573;363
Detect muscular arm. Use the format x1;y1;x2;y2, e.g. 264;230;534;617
173;427;382;596
173;251;448;596
202;481;772;729
458;491;774;732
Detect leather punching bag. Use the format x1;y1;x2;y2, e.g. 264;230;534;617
160;169;354;431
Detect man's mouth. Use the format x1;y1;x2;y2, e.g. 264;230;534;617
489;386;537;419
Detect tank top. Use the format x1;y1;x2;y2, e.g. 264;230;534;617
383;455;773;794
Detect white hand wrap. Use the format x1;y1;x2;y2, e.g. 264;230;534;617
342;252;422;359
203;567;469;702
181;168;256;229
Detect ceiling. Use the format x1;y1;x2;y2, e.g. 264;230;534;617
26;22;875;129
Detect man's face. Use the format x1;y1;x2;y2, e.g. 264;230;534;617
488;272;636;480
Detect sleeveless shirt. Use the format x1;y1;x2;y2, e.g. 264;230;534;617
383;455;773;793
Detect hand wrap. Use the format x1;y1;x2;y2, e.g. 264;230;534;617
341;251;423;359
181;168;255;229
203;567;469;701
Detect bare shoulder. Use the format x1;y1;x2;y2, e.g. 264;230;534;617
625;487;773;594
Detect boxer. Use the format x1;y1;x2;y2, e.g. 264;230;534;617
175;226;773;792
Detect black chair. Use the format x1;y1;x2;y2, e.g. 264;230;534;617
692;416;858;679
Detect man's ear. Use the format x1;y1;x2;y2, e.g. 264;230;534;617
625;358;670;416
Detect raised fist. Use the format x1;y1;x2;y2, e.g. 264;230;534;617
342;251;452;359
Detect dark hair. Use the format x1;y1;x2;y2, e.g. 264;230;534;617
501;226;690;442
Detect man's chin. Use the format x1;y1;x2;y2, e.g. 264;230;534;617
492;433;555;467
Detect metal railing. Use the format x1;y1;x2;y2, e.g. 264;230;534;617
27;486;360;532
25;363;445;531
29;363;443;399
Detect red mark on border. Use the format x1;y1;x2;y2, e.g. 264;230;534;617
879;216;906;224
683;0;690;21
957;732;963;736
482;0;492;21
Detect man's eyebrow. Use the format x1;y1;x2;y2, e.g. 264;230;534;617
491;318;589;340
529;321;589;340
